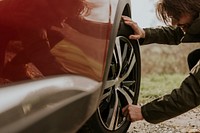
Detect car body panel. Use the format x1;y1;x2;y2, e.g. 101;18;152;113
0;0;133;132
0;0;112;82
0;75;102;133
49;0;112;81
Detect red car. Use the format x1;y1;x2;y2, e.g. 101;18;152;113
0;0;141;132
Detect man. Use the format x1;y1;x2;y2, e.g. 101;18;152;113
122;0;200;124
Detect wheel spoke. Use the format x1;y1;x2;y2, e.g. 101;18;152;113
106;89;119;130
118;87;134;104
115;37;123;77
104;79;116;89
122;43;128;62
122;80;136;87
101;88;112;101
120;53;136;81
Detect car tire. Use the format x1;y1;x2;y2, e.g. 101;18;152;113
78;19;141;133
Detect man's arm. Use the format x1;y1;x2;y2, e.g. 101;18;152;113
142;26;184;45
122;16;185;45
122;60;200;124
142;60;200;124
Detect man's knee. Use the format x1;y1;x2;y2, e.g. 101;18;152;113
187;49;200;70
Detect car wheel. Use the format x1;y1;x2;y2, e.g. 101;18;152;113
78;20;141;133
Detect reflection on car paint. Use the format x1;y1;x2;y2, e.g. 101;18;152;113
0;0;111;84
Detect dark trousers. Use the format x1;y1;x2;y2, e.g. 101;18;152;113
187;48;200;70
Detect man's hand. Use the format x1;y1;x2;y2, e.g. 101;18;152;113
122;104;144;122
122;16;145;40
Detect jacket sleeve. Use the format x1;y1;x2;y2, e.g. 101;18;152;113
141;60;200;124
141;26;184;45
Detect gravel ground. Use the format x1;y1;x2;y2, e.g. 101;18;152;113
128;107;200;133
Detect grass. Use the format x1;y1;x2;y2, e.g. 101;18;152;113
138;73;187;104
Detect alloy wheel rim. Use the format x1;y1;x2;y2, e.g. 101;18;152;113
98;36;138;131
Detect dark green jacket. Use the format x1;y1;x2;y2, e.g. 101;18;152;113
142;14;200;45
141;15;200;124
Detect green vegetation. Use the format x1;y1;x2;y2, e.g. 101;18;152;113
138;73;186;104
138;43;200;104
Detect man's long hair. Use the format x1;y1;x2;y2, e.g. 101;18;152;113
156;0;200;24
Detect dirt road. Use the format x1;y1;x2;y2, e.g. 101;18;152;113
128;107;200;133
